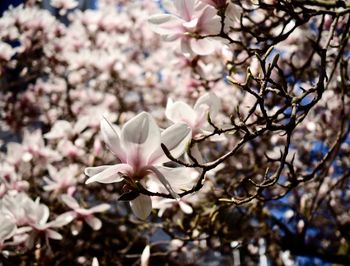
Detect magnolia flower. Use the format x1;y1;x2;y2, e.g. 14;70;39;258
23;201;73;242
166;92;221;137
43;164;78;195
61;194;110;231
85;112;193;219
148;0;221;56
166;92;223;163
1;193;73;243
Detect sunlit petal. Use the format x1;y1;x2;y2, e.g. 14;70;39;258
85;164;132;184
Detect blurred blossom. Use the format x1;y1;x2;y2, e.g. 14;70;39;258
148;0;221;56
44;117;89;140
0;42;15;61
61;194;110;231
43;164;79;195
0;163;29;197
0;193;73;248
6;129;61;166
50;0;78;16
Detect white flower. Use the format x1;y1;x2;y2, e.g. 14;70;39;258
85;112;193;219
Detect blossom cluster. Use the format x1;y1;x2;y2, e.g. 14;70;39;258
1;0;349;264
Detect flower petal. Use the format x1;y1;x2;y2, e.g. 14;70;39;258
179;201;193;214
88;204;111;213
149;166;197;194
44;120;72;139
48;212;76;228
148;14;183;35
149;123;191;165
194;92;221;118
61;194;80;209
100;116;126;161
84;165;111;177
197;6;221;35
121;112;161;166
130;194;152;220
85;164;132;184
190;38;215;55
165;98;197;126
0;217;16;241
180;38;193;57
141;245;151;266
47;229;63;240
174;0;195;21
147;166;180;199
85;216;102;230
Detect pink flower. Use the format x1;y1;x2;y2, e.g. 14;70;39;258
148;0;221;56
85;112;193;219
